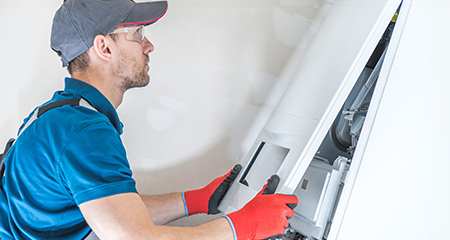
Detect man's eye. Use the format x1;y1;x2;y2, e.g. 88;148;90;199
135;28;142;36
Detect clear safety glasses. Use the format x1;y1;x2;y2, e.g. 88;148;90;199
108;25;145;43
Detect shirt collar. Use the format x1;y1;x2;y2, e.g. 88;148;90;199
64;77;124;134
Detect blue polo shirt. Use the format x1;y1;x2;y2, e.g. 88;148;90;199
0;78;137;239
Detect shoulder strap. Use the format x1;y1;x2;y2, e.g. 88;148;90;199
37;99;80;117
18;98;96;137
1;99;97;178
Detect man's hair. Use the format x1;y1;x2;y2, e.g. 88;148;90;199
57;34;118;75
56;50;90;75
69;51;91;75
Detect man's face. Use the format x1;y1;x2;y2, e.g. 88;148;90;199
111;25;154;92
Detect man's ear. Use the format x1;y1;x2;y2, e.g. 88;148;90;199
92;35;114;63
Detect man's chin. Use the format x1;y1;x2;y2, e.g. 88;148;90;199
122;74;150;91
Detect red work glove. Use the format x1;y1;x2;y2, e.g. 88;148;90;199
183;164;242;216
224;175;298;240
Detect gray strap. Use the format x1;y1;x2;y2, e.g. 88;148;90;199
83;230;100;240
17;99;97;138
79;98;97;112
17;110;38;137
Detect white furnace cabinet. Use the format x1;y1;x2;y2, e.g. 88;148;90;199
218;0;412;239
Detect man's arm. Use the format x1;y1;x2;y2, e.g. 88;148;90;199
81;182;297;240
80;192;234;240
137;164;242;225
139;193;185;225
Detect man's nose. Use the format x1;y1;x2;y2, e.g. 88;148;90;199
142;37;154;55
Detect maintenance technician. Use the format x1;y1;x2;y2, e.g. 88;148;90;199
0;0;298;239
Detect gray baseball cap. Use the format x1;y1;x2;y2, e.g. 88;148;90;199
51;0;168;67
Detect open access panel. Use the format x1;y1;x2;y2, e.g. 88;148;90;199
218;0;410;239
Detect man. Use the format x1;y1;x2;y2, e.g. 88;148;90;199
0;0;297;239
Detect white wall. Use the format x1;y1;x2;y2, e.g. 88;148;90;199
0;0;328;225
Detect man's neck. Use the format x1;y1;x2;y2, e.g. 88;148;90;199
71;71;124;109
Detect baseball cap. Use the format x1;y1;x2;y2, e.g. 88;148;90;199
51;0;168;67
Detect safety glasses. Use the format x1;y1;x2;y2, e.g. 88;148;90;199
108;25;145;43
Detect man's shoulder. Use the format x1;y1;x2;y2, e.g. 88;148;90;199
40;103;113;133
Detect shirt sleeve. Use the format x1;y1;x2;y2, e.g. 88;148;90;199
59;121;137;206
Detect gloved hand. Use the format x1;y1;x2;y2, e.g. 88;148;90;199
224;175;298;240
183;164;242;216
